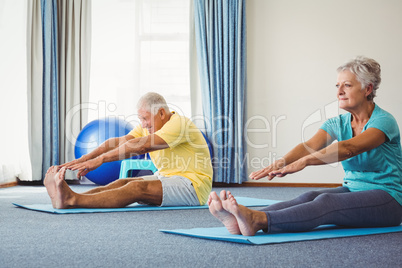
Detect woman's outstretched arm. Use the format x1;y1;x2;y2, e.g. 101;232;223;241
270;128;387;177
249;129;333;180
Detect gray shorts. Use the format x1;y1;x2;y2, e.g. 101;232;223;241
141;174;200;206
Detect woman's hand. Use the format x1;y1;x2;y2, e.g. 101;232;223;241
249;158;307;180
249;166;276;180
269;158;307;178
249;159;286;180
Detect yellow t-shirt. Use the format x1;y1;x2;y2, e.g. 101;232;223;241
128;112;213;205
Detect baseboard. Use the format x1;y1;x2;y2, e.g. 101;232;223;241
17;180;43;186
213;181;342;188
0;181;18;188
17;179;81;186
2;180;341;189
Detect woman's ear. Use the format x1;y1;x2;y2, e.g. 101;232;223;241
365;84;373;97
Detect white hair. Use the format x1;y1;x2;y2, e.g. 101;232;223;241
137;92;170;114
337;56;381;101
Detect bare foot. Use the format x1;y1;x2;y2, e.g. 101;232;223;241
44;166;74;209
222;191;268;236
53;167;75;209
208;191;241;235
44;166;58;207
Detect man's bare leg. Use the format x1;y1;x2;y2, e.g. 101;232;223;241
222;191;268;236
82;178;143;194
208;190;241;235
49;170;163;209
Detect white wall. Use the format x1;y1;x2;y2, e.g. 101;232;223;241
246;0;402;183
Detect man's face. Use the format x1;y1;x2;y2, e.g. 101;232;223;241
137;107;164;134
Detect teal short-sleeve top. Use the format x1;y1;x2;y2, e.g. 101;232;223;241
320;104;402;206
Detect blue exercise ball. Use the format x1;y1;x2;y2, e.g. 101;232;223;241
201;132;213;158
74;117;144;185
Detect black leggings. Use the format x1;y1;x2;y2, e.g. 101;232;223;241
261;187;402;233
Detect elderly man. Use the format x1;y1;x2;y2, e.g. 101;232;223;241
44;92;213;209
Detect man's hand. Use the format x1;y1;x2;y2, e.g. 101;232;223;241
69;157;103;178
59;156;89;170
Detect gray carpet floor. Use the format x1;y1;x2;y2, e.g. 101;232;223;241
1;185;401;268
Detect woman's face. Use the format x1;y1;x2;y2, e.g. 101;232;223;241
336;70;370;111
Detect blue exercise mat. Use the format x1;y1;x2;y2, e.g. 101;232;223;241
160;225;402;245
12;197;279;214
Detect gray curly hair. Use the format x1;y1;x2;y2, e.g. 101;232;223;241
337;56;381;101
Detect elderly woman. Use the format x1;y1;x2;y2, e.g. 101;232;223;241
208;56;402;236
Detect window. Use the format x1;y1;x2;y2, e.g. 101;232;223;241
0;0;31;183
89;0;191;126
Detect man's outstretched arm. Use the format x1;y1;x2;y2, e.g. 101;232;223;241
60;134;135;169
69;134;169;177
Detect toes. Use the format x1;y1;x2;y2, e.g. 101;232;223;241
227;191;237;203
60;167;66;176
210;191;220;201
229;195;238;205
220;190;227;200
207;194;213;206
46;166;56;175
57;167;67;180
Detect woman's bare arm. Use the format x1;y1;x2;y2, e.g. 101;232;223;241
270;128;387;177
249;129;333;180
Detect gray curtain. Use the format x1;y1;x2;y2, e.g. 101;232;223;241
26;0;91;181
58;0;91;165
